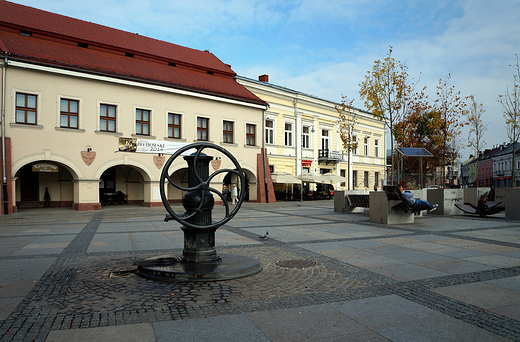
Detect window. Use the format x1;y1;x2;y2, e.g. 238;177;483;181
340;169;346;187
168;113;181;138
223;120;233;143
197;117;209;141
246;124;256;146
60;99;78;129
136;109;150;135
353;171;357;189
100;104;116;132
302;126;310;149
375;172;379;189
16;93;37;124
321;130;329;150
364;171;369;187
265;120;274;144
285;123;293;147
374;139;379;157
352;135;358;154
364;136;369;156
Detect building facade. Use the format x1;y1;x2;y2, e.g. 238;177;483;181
237;75;386;196
492;143;520;188
0;1;268;213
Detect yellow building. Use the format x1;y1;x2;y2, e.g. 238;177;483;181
237;75;386;198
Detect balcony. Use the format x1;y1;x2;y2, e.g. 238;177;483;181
318;149;343;165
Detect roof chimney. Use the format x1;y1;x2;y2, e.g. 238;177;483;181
259;74;269;82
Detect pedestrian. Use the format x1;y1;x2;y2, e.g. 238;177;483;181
399;185;438;211
222;186;229;205
232;184;238;204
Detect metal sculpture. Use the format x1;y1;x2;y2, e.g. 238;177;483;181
136;142;261;281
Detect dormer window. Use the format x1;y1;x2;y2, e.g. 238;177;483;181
125;52;134;58
78;42;88;48
168;62;176;67
207;71;214;75
20;30;32;37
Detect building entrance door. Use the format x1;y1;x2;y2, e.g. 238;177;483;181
20;164;39;203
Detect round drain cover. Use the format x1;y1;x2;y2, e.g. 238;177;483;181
276;260;316;268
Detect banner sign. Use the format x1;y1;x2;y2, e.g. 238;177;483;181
118;138;195;155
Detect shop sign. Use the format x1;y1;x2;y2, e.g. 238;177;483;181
302;160;312;167
32;163;58;173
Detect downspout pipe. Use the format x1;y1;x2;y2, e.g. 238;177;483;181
2;53;7;214
262;109;269;202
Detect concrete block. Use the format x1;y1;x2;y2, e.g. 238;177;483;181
505;188;520;220
463;187;491;206
334;190;346;213
427;189;463;216
495;187;506;206
369;191;414;224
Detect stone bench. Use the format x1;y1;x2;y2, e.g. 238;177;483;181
369;186;430;225
334;190;368;213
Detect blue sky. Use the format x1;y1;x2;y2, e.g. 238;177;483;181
9;0;520;160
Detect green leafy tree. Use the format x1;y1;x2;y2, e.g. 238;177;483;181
359;46;408;184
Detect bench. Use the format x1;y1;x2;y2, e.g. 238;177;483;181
383;185;431;213
345;194;369;212
369;186;430;225
455;201;504;216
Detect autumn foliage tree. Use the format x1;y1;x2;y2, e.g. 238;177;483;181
359;46;408;184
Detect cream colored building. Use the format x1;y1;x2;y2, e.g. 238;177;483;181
0;1;267;213
237;75;386;196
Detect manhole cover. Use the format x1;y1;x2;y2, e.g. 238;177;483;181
276;260;316;268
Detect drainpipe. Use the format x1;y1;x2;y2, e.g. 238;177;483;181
2;53;7;214
262;109;269;202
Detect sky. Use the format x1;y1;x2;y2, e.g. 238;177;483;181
8;0;520;161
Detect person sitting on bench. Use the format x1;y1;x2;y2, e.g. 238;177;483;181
399;185;438;211
476;195;489;214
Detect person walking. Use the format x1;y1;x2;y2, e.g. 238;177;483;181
232;184;238;205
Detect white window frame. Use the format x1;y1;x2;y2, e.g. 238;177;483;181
302;126;310;149
321;129;329;150
284;122;293;147
364;136;369;156
265;119;274;145
352;135;358;155
374;139;379;157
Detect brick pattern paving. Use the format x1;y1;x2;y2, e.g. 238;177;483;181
1;207;520;341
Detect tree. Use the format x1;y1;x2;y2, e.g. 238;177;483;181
498;55;520;143
360;46;408;184
466;95;488;186
336;95;358;190
434;74;466;185
498;55;520;187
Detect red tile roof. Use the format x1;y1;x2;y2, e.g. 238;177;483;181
0;0;267;106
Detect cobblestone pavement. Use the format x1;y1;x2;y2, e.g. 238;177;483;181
1;202;520;341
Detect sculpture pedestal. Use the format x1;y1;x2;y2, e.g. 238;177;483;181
136;254;262;281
